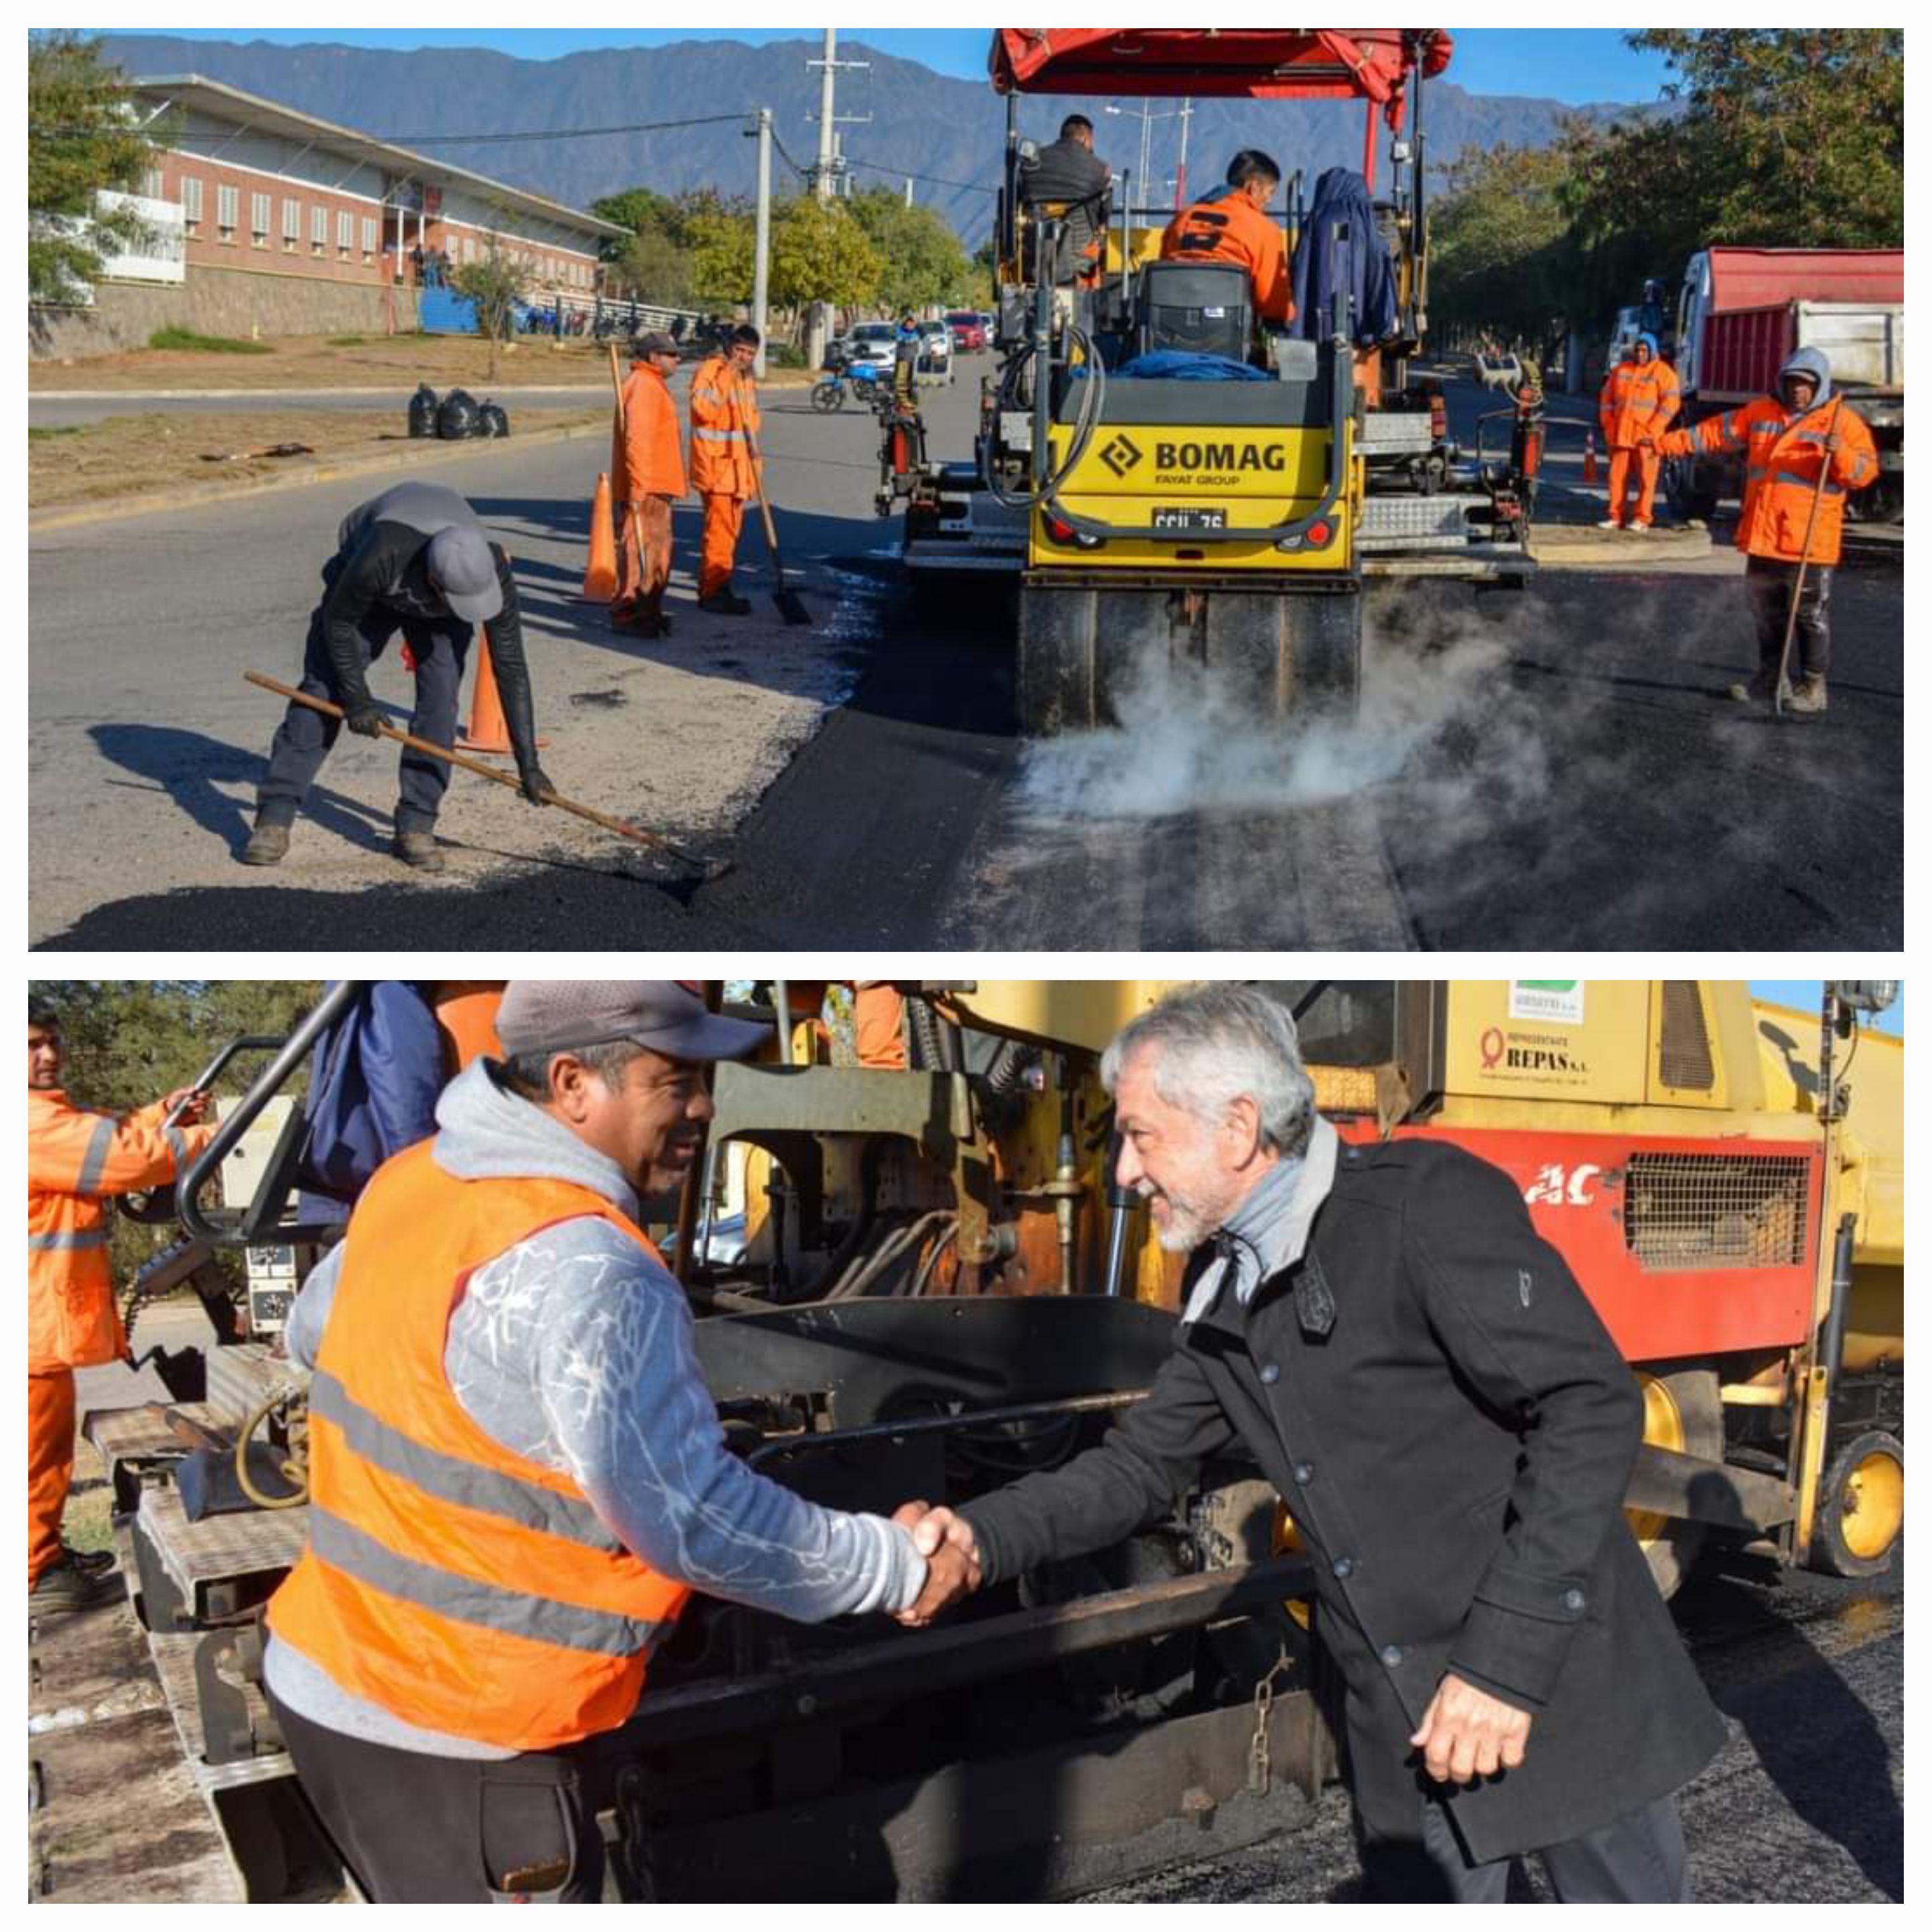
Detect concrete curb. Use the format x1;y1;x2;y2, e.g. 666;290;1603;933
1529;520;1720;569
29;370;814;402
30;417;608;534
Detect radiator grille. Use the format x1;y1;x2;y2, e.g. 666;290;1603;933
1624;1152;1809;1272
1658;981;1715;1090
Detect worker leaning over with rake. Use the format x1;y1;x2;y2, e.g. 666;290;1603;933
261;982;967;1902
1658;345;1879;714
241;480;555;873
28;1000;215;1615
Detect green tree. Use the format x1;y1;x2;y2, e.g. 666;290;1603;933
686;196;758;305
847;188;976;313
589;186;678;258
769;199;884;319
28;32;164;305
451;216;535;380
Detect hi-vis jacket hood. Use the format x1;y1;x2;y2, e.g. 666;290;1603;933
1780;345;1834;409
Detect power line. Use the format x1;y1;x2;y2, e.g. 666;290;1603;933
839;155;997;197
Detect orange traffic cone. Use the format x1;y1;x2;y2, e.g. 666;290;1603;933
581;470;618;602
1583;430;1600;486
459;625;513;753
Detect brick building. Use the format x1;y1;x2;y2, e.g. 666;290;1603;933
32;73;628;357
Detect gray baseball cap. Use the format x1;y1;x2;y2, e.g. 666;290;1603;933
425;524;505;623
631;329;680;360
496;981;769;1064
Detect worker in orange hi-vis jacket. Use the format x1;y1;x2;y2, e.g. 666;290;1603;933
1596;333;1680;531
688;324;763;615
610;331;688;638
28;1000;215;1615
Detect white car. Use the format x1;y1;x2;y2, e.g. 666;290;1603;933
840;322;899;374
1476;350;1523;394
918;323;953;380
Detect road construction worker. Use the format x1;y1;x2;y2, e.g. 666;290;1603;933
610;330;686;638
1161;149;1295;326
1597;332;1680;531
1657;346;1880;713
244;481;554;872
1019;113;1113;294
689;323;763;615
260;981;953;1902
28;1001;214;1615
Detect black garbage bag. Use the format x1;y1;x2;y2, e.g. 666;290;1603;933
407;382;440;438
437;387;480;439
478;400;510;439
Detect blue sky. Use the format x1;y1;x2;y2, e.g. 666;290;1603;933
1752;981;1903;1036
97;29;1680;106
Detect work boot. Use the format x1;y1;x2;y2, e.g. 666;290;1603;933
699;589;753;616
239;818;292;866
1785;674;1828;715
391;830;447;873
62;1542;115;1576
1727;668;1784;705
1628;522;1652;535
1597;517;1623;531
30;1556;122;1616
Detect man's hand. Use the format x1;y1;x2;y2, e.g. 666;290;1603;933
162;1087;213;1125
342;694;385;737
889;1501;982;1627
518;760;554;806
1409;1672;1532;1784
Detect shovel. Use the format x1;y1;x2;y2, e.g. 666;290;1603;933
744;426;812;626
244;672;731;879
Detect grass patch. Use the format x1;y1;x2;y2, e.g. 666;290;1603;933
147;325;274;355
326;333;368;347
29;424;82;441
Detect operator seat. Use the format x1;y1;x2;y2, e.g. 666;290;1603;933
1134;262;1252;363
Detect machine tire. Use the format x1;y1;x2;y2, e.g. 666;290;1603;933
1628;1364;1724;1599
1811;1430;1904;1579
1662;455;1718;525
810;380;845;413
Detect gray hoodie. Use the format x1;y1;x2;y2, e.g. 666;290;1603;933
265;1060;928;1759
1780;345;1834;411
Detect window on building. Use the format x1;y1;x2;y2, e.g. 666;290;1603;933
361;216;378;262
337;210;354;258
283;198;301;250
251;192;271;246
141;166;165;201
182;176;203;233
217;183;239;243
312;205;329;256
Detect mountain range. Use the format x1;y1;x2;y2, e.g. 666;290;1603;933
105;34;1654;242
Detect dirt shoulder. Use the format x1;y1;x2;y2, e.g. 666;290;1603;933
30;331;816;393
30;407;605;511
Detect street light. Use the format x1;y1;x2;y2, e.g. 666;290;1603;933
1103;98;1193;215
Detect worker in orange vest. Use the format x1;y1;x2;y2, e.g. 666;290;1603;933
262;981;959;1901
1658;346;1880;712
688;324;763;615
28;1001;214;1614
1596;333;1680;531
1161;150;1295;327
853;983;908;1069
610;331;687;638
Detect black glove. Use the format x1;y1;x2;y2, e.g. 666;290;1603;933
342;691;385;737
518;760;553;806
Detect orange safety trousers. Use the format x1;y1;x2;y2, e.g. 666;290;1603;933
28;1369;76;1585
700;493;746;599
1607;445;1661;528
616;496;674;620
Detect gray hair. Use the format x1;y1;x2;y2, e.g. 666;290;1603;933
498;1037;647;1102
1100;983;1316;1158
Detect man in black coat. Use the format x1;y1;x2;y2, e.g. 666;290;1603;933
1019;113;1114;289
900;983;1728;1902
243;481;553;874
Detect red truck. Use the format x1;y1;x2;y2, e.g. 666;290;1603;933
1664;247;1904;525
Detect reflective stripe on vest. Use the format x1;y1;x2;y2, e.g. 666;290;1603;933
693;427;748;442
309;1507;663;1657
1773;468;1843;496
28;1228;109;1252
75;1117;117;1196
309;1368;624;1552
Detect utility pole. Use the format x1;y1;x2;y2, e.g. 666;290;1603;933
805;28;870;371
751;107;771;379
904;174;914;209
1175;98;1193;211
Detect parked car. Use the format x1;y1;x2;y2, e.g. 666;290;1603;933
841;321;900;373
1475;349;1523;394
945;311;986;352
918;323;953;378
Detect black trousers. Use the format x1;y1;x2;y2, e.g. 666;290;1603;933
257;556;474;833
1744;555;1833;682
268;1688;612;1903
1359;1790;1690;1903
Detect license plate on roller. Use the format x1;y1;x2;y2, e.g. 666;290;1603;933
1152;506;1227;532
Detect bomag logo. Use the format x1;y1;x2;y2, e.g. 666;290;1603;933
1097;433;1144;478
1153;439;1289;486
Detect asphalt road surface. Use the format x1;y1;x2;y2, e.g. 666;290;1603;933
28;386;614;427
32;359;1901;951
1088;1553;1903;1904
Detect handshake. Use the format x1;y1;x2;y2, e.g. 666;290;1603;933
889;1500;983;1627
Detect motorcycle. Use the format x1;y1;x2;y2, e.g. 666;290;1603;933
810;358;887;414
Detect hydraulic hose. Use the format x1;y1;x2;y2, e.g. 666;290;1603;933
981;322;1107;513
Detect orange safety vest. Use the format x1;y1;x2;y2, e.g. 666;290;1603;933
614;363;688;502
267;1141;693;1752
688;354;761;496
1597;356;1680;449
1670;395;1880;567
1160;189;1295;325
28;1089;211;1374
